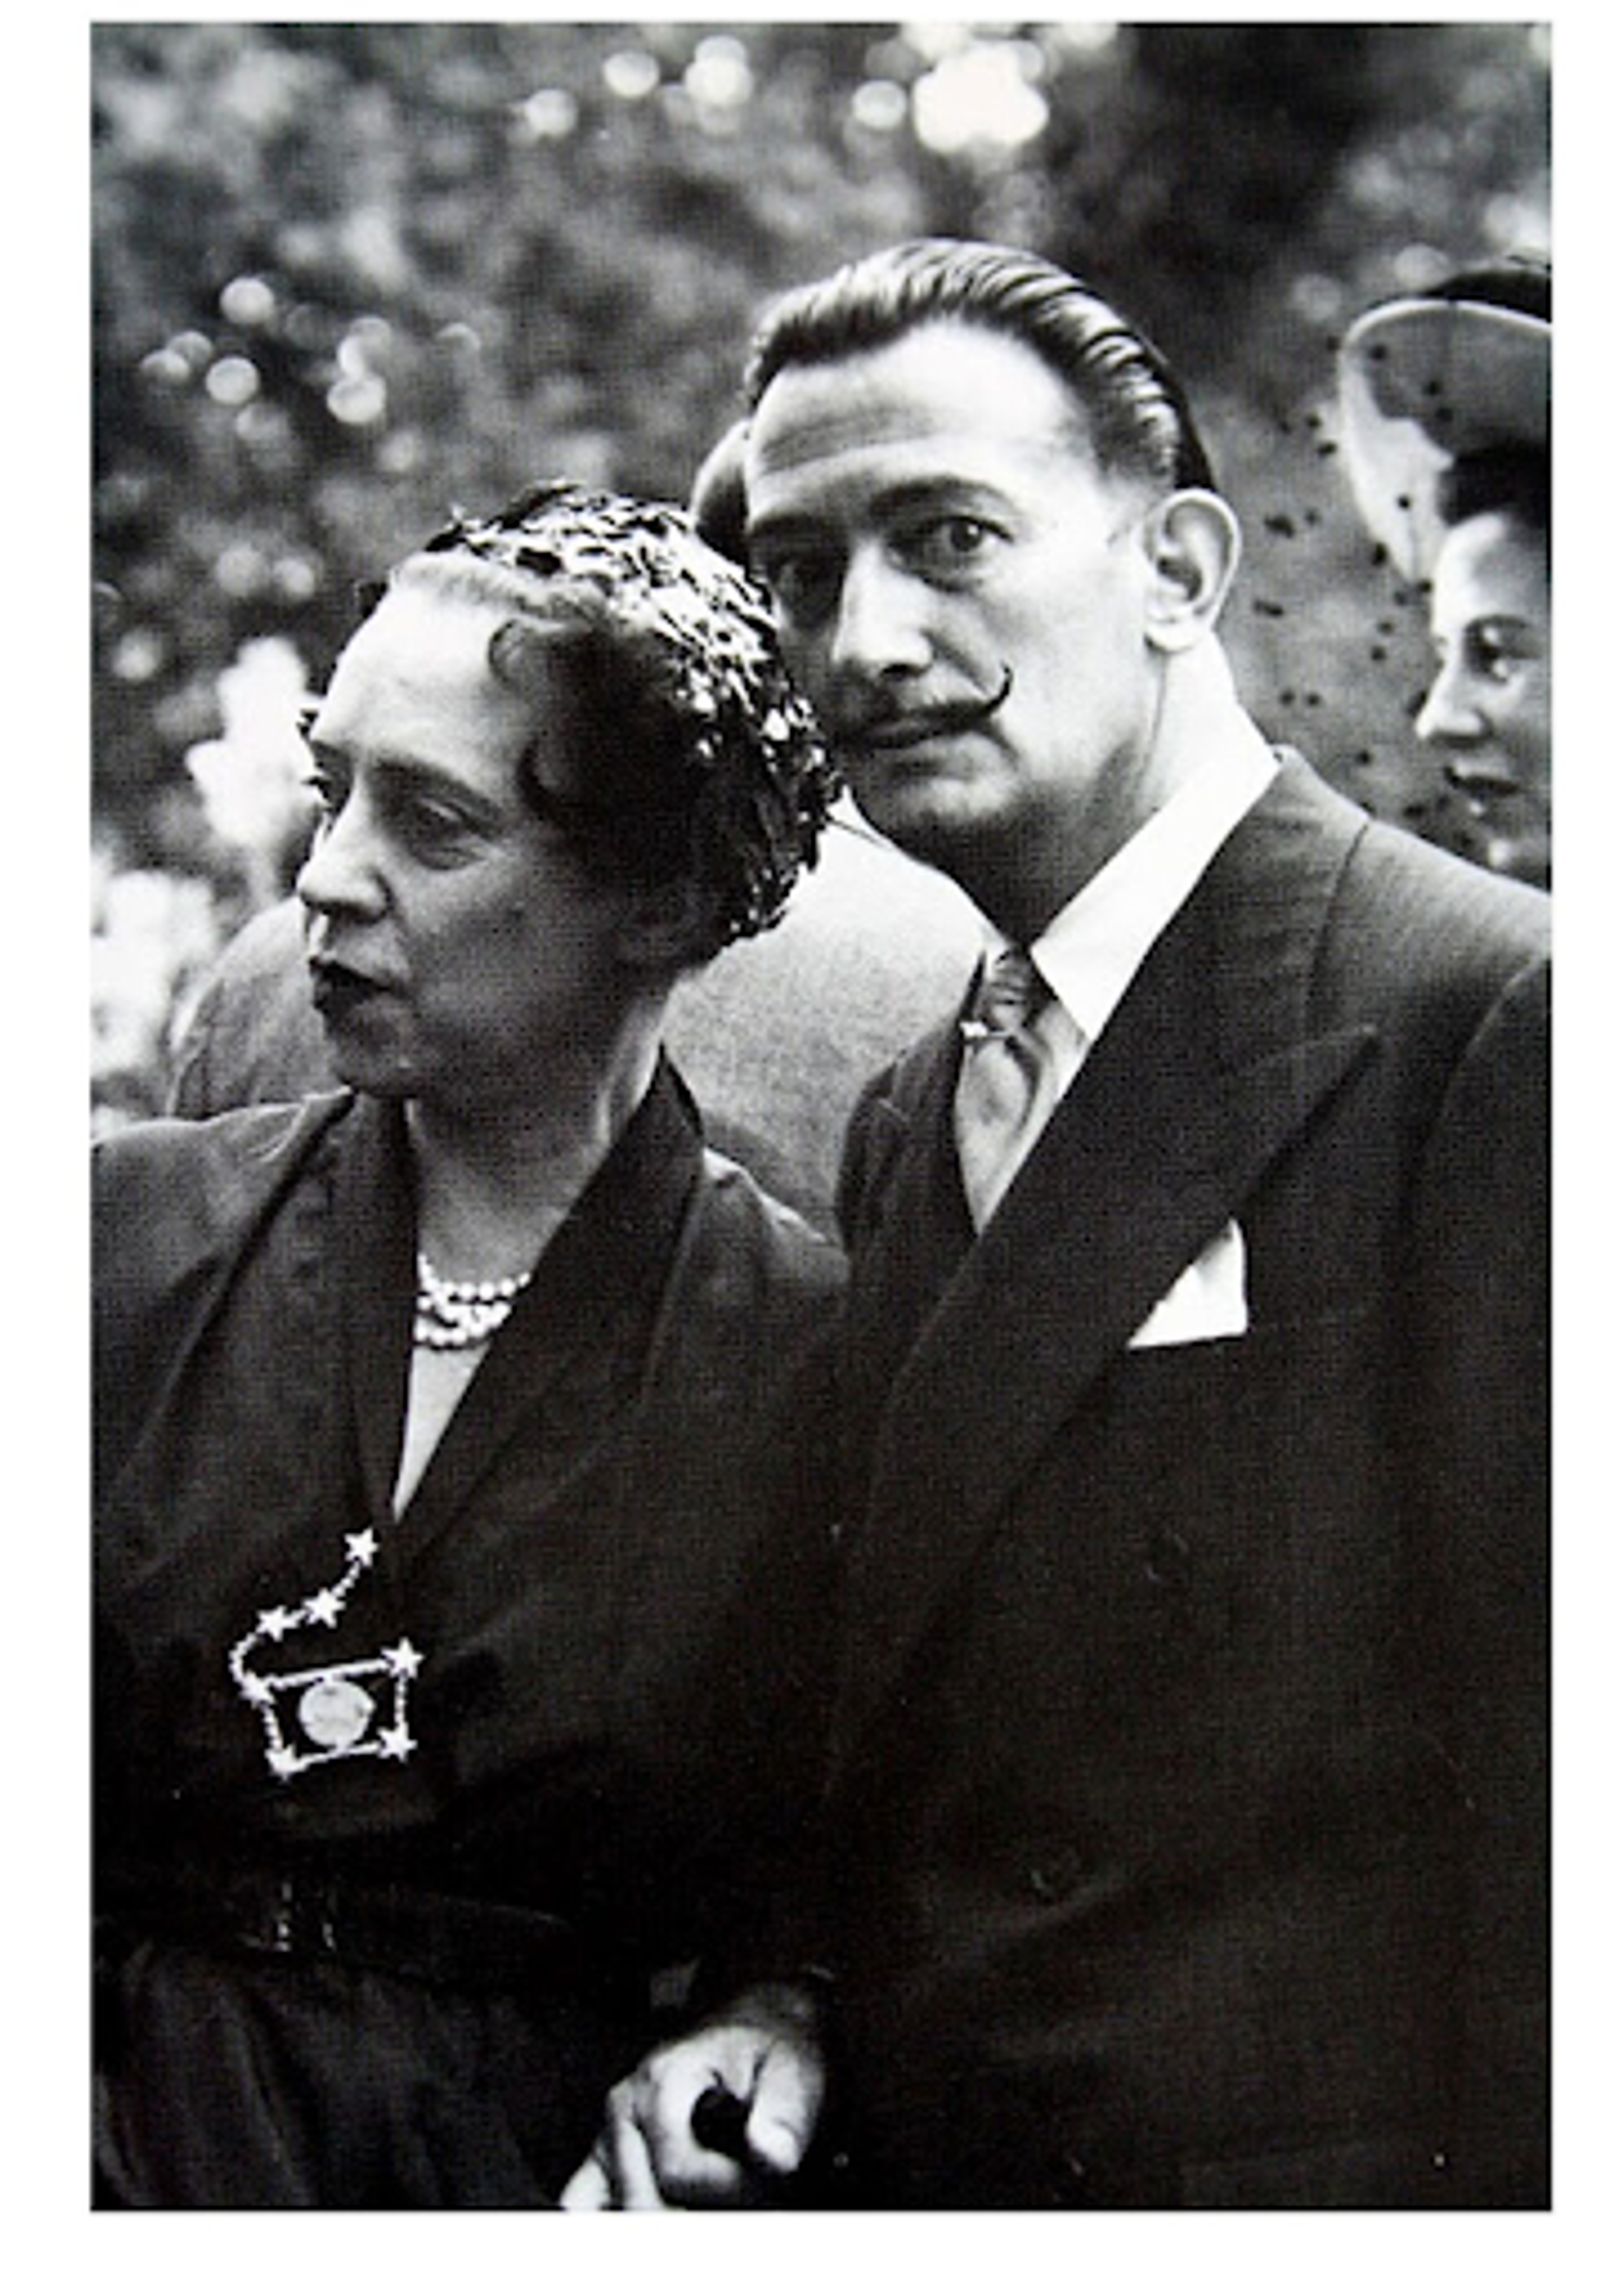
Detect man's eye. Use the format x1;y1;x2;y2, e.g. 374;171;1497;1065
760;550;843;627
298;768;342;821
904;515;997;576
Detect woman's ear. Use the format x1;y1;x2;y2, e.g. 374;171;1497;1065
613;873;706;973
1140;489;1242;654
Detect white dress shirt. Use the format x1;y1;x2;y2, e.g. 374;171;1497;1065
966;694;1278;1334
1002;703;1279;1099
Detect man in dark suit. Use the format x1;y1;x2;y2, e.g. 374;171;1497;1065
562;238;1550;2211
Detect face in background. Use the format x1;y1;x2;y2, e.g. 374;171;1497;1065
1415;508;1550;884
743;320;1175;917
295;583;645;1115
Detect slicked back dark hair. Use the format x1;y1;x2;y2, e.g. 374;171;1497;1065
745;238;1216;495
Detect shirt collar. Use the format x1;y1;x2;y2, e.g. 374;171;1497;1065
999;689;1279;1056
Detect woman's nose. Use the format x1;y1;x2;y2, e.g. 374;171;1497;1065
1413;655;1486;753
295;799;386;920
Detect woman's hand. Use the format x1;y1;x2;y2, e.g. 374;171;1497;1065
559;1983;826;2209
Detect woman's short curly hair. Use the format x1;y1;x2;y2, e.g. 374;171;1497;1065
373;480;837;965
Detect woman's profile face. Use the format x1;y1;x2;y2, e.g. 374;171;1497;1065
1415;509;1550;884
295;583;644;1114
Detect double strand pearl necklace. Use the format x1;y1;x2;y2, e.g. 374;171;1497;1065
413;1250;533;1352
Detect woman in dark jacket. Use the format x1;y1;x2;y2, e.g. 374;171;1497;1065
94;483;843;2206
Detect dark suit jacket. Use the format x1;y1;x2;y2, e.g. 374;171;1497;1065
824;756;1549;2208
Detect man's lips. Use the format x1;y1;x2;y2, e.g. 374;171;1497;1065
852;716;967;754
838;668;1013;756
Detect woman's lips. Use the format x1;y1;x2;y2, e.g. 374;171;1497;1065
309;960;388;1018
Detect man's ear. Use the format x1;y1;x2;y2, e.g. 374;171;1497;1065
1140;490;1242;653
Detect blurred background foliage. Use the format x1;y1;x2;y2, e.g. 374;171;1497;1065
91;18;1549;1126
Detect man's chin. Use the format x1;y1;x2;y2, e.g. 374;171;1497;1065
846;777;994;871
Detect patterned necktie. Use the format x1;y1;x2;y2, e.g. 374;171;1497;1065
954;946;1057;1230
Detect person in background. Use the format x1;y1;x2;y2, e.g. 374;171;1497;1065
1337;261;1549;886
167;428;982;1236
95;483;844;2205
568;238;1549;2211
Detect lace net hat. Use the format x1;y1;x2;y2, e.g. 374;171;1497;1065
404;479;837;959
1336;262;1549;582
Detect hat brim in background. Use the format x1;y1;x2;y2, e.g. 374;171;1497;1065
1336;298;1549;581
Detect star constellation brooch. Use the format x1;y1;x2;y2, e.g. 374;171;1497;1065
227;1526;424;1781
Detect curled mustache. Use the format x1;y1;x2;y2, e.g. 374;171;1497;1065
843;663;1013;744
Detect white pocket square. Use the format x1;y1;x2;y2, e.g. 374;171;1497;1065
1129;1219;1249;1349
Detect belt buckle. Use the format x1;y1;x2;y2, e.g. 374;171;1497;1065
230;1872;336;1959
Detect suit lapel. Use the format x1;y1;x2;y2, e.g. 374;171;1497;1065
836;1012;977;1505
831;758;1378;1765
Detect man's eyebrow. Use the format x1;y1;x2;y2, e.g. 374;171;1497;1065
744;507;833;553
873;476;1011;515
747;477;1009;550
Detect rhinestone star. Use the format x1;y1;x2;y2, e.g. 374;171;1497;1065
345;1529;379;1568
256;1605;298;1641
377;1722;417;1762
383;1639;424;1680
305;1588;343;1628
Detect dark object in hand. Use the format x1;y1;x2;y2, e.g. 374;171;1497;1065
691;2083;752;2161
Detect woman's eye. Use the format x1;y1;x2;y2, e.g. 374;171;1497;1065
400;798;463;844
392;791;484;860
1465;620;1540;685
1464;635;1514;685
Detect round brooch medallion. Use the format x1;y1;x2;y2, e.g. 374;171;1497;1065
298;1675;376;1751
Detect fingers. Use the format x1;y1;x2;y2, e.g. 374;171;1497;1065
560;2058;752;2209
557;2151;612;2211
558;2010;828;2208
599;2091;678;2210
641;2059;755;2203
742;2039;824;2178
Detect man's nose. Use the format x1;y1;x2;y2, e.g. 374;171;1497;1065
295;796;386;920
826;543;932;687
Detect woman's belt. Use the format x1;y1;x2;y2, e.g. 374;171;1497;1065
99;1857;641;2005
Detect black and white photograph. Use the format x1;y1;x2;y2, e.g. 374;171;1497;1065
66;6;1583;2273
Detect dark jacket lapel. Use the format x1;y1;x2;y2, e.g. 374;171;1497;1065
372;1063;701;1563
334;1094;417;1538
831;755;1379;1765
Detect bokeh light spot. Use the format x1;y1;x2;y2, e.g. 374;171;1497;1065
913;41;1049;155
